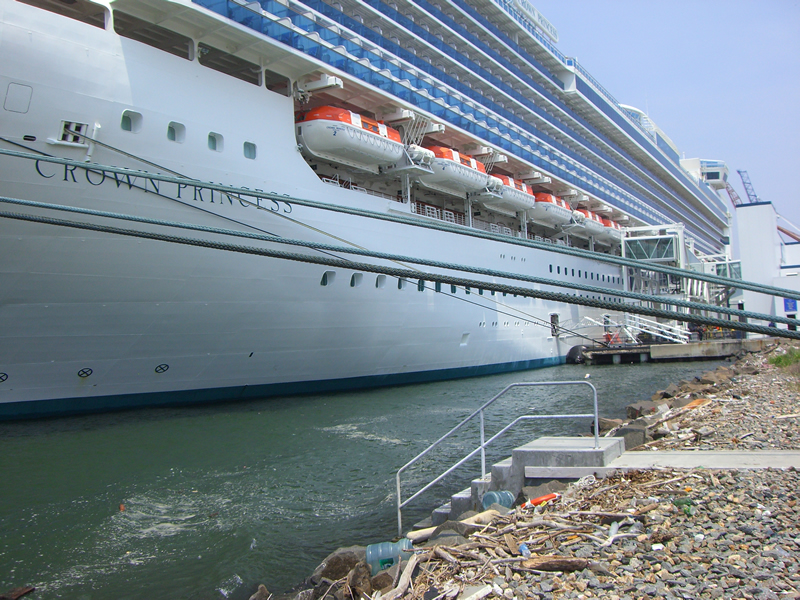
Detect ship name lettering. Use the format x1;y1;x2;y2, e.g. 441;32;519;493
35;160;55;179
31;162;293;214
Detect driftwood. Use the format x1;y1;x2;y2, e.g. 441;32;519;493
406;510;499;543
0;588;35;600
380;553;423;600
520;556;590;572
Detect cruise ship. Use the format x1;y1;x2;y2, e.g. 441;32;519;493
0;0;730;418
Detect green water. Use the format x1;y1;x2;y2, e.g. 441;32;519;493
0;361;724;599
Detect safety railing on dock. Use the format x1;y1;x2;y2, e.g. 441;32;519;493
395;381;599;536
624;314;690;344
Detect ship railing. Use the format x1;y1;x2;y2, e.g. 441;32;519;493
395;381;599;536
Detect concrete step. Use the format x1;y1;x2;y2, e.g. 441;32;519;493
525;465;615;479
431;502;451;527
429;437;625;527
492;437;624;494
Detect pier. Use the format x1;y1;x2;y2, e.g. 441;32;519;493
576;337;770;365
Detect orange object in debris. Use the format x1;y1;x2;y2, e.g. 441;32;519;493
521;492;561;509
119;504;126;512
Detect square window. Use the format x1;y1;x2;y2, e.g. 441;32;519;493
244;141;256;159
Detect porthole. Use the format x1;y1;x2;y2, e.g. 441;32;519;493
121;110;142;133
375;275;386;288
450;284;457;294
557;266;560;275
350;273;363;288
398;278;407;290
320;271;336;286
435;282;442;292
417;279;425;291
465;286;470;295
208;132;224;152
244;141;257;159
167;121;185;142
549;264;552;273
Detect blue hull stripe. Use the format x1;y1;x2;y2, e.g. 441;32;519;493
0;356;563;420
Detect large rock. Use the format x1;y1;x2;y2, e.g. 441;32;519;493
671;396;697;409
347;561;372;597
662;383;681;398
309;547;366;585
626;401;659;420
590;418;623;434
249;585;271;600
615;424;648;450
370;562;401;592
680;382;711;395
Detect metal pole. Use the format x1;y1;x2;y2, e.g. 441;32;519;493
396;473;403;538
480;409;486;477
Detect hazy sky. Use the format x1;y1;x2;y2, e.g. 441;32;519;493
531;0;800;233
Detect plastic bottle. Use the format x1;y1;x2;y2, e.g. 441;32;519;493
481;490;514;511
365;538;413;574
518;543;531;558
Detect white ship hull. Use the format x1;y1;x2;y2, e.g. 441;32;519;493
0;0;661;418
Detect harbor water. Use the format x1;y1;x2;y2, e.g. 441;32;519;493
0;360;724;599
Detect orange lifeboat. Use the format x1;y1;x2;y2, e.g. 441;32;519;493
295;106;404;173
481;175;537;213
572;208;605;238
597;217;622;244
417;146;491;196
528;193;573;227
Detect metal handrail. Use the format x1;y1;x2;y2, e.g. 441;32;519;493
395;381;599;536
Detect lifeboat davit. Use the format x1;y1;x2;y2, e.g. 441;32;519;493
527;193;573;227
417;146;490;196
296;106;404;173
596;217;623;244
572;209;605;239
480;175;537;213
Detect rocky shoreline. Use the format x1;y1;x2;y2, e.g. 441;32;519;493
250;341;799;600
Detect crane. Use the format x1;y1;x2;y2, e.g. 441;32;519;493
725;170;800;242
737;169;760;203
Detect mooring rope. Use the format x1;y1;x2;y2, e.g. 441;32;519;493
2;208;797;340
2;194;796;328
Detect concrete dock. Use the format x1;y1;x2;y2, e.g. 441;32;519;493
579;337;770;365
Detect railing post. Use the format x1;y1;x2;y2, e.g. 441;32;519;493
396;473;403;537
480;409;486;477
591;383;599;449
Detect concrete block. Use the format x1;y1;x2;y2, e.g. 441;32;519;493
524;466;616;479
511;437;625;468
615;425;647;450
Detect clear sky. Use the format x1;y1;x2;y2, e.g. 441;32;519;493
531;0;800;233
